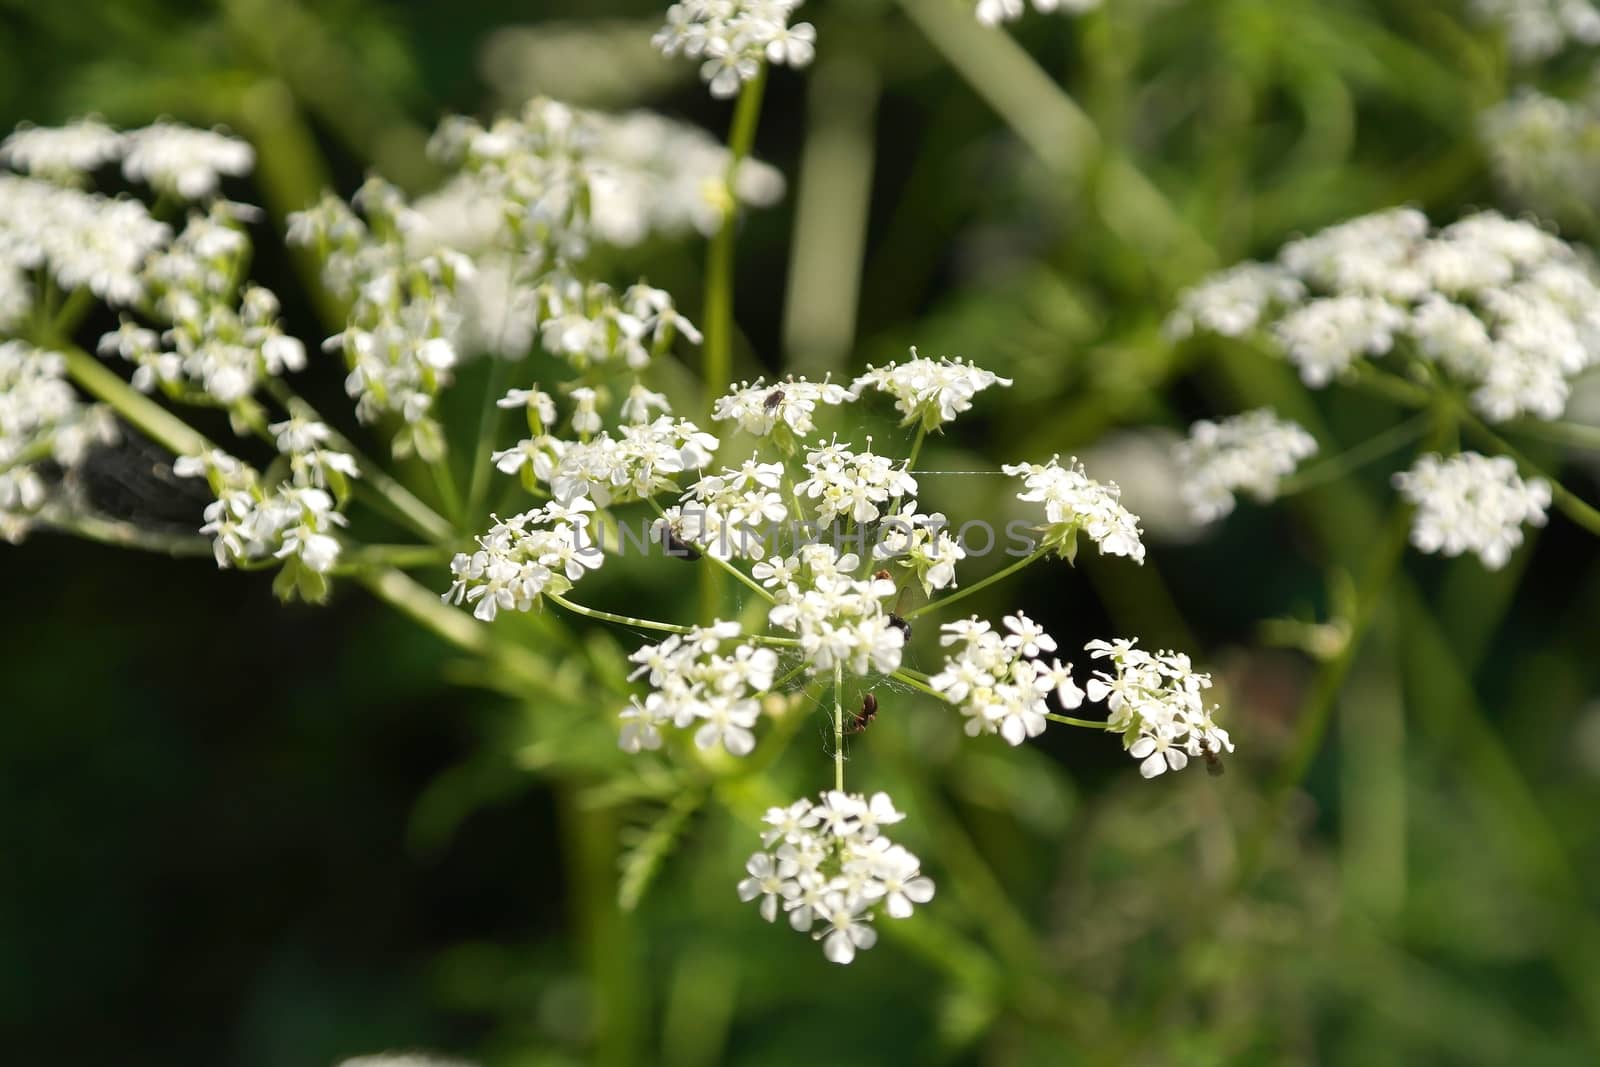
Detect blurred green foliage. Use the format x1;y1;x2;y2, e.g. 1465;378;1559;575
2;1;1600;1065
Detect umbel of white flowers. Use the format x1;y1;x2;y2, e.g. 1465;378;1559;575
1167;209;1600;424
741;791;934;964
654;1;816;98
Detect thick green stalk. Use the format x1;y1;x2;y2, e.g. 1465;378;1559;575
60;346;212;456
1462;414;1600;539
702;67;769;413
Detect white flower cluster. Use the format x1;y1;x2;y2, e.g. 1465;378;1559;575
739;791;933;964
0;340;118;541
424;103;710;368
430;98;784;253
1174;408;1318;523
763;545;907;676
101;202;306;409
1168;209;1600;421
618;620;777;755
1480;88;1600;225
176;441;356;601
851;351;1013;432
2;117;252;199
1392;451;1551;569
528;273;700;372
1083;638;1232;779
930;614;1085;745
0;174;169;312
288;180;473;461
654;1;816;98
872;503;966;595
795;439;918;525
975;0;1102;28
1472;0;1600;62
712;375;856;442
493;414;718;506
444;500;602;621
658;458;789;560
1003;455;1146;563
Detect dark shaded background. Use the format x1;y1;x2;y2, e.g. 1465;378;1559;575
4;1;1600;1065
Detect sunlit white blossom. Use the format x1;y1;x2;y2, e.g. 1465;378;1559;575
739;791;932;963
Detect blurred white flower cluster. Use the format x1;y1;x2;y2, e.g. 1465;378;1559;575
1003;455;1147;562
1393;451;1552;569
287;179;473;462
653;1;816;98
1480;88;1600;224
1084;638;1231;779
0;174;169;314
1472;0;1600;62
975;0;1103;27
1169;209;1600;422
1;117;252;198
1174;408;1318;523
0;340;118;542
931;613;1085;745
740;791;933;964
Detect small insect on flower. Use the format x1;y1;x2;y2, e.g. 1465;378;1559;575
1199;738;1225;777
848;692;879;734
888;614;912;641
662;526;703;561
764;389;786;411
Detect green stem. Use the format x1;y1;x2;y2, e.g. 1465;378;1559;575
549;594;698;636
336;543;457;572
1043;712;1112;730
1510;418;1600;452
429;454;465;525
1277;411;1433;496
905;424;928;471
262;379;456;544
41;512;212;558
703;66;769;414
902;545;1050;620
833;660;845;792
59;346;212;456
465;357;512;522
1462;414;1600;539
890;670;943;700
700;68;768;625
